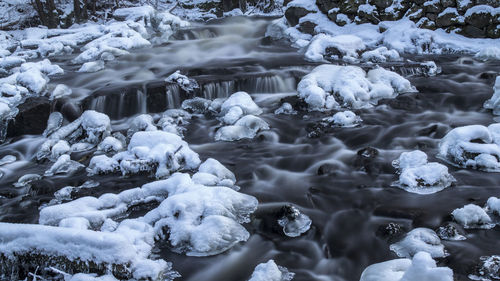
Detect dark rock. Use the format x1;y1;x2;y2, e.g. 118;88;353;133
339;0;364;14
486;24;500;38
317;163;341;175
417;17;437;30
354;147;380;174
285;6;312;26
475;0;500;8
457;0;474;12
358;6;380;24
436;10;458;27
379;93;418;111
463;24;486;37
7;97;51;138
298;20;317;35
60;101;82;122
371;0;392;9
316;0;340;14
405;4;424;21
426;12;438;21
376;222;406;242
335;14;351;26
436;222;466;240
479;71;498;80
440;0;456;8
465;9;492;29
327;9;338;21
424;2;442;13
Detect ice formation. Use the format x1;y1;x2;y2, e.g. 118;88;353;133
214;92;270;141
165;70;199;92
248;260;295;281
277;205;312;237
451;203;494;229
389;228;446;259
274;102;297;115
475;47;500;61
438;124;500;172
392;150;455;194
483;76;500;115
436;223;466;241
360;251;453;281
297;65;414;110
469;255;500;281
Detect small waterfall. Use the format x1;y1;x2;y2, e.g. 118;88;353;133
166;84;182;109
202;81;235;99
136;90;147;114
89;96;106;113
241;75;296;93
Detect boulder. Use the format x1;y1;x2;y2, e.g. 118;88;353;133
463;24;486;37
7;97;51;138
285;6;312;26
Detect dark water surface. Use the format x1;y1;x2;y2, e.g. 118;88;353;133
0;16;499;281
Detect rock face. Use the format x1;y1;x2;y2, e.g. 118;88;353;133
282;0;500;38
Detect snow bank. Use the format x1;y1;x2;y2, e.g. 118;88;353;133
248;260;295;281
390;228;446;258
392;150;455;194
297;65;414;110
438;124;500;172
360;252;453;281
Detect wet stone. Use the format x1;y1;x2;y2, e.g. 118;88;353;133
7;97;51;138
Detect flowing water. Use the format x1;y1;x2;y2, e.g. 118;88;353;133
1;16;500;281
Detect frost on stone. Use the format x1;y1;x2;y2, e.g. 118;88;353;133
277;205;312;237
39;171;258;257
248;260;295;281
360;251;453;281
274;102;297;115
436;223;466;241
297;65;415;111
389;228;446;259
392;150;455;194
305;34;366;62
484;77;500;116
469;255;500;281
451;203;494;229
165;70;199;92
214;92;270;142
322;111;362;127
438;124;500;172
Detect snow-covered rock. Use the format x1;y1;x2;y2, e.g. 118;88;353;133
451;203;494;229
392;150;455;194
50;84;72;100
390;228;446;258
78;60;105;73
322;111;362;127
248;260;295;281
438;124;500;172
297;65;414;111
274;102;297;115
165;70;199;92
361;47;401;63
484;77;500;115
360;251;453;281
305;34;365;62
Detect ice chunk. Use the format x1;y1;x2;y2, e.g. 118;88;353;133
360;252;453;281
194;158;236;186
181;97;212;114
484;77;500;115
438;124;500;172
16;68;47;94
78;61;105;73
392;150;428;169
322;111;361;127
223;106;244;125
274;102;297;115
51;140;70;159
97;136;124;154
215;115;269;141
88;155;120;175
305;34;366;62
127;114;158;138
389;228;446;258
297;65;414;110
277;205;311;237
43;112;63;137
436;223;466;241
0;155;16;166
45;154;85;176
13;173;41;187
248;260;295;281
486;196;500;216
451;203;494;229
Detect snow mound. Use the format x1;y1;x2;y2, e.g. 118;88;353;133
389;228;446;258
40;170;258;257
360;251;453;281
438;124;500;172
38;110;111;161
451;203;494;229
305;34;365;62
392;150;455;194
297;64;414;111
214;92;269;142
484;77;500;115
248;260;295;281
322;111;362;127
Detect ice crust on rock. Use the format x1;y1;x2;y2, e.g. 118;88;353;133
451;203;494;229
40;169;258;257
248;260;295;281
360;251;453;281
469;255;500;281
484;77;500;115
214;92;270;142
277;205;312;237
297;64;414;111
438;124;500;172
389;228;446;259
165;70;199;92
392;150;455;194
